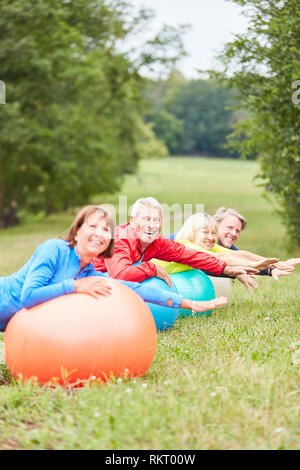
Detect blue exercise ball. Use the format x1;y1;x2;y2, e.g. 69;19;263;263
170;269;215;318
140;277;179;331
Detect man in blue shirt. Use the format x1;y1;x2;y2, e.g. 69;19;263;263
213;207;297;280
167;207;296;286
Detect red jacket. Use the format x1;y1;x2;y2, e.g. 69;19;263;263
93;223;227;282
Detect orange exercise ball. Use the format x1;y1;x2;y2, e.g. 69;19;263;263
4;278;157;387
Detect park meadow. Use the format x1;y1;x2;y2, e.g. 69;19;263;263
0;156;299;450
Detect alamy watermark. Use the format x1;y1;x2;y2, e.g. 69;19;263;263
0;80;6;104
291;80;300;105
101;195;204;237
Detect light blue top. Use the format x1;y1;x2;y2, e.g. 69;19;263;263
0;239;182;331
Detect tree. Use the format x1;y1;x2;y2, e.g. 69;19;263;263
145;71;238;156
0;0;185;226
214;0;300;244
149;109;184;155
144;70;186;154
165;79;238;155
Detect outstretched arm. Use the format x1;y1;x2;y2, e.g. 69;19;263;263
120;280;182;308
211;251;278;270
120;280;228;313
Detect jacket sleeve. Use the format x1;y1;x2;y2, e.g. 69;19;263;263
20;242;75;309
155;238;226;276
119;280;182;309
104;239;157;282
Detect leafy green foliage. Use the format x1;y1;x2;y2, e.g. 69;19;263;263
145;71;238;156
0;0;184;226
213;0;300;244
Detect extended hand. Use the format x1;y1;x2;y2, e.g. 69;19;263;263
271;267;294;281
74;276;112;298
286;257;300;266
274;258;300;270
180;297;228;313
155;265;173;287
223;265;259;277
236;274;258;293
253;257;279;270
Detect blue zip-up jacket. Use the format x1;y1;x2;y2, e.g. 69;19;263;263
0;239;182;331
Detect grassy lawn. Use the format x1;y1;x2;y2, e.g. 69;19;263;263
0;157;299;450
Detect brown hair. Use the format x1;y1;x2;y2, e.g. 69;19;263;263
65;205;115;258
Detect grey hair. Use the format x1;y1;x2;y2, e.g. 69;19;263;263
213;207;247;230
130;197;163;218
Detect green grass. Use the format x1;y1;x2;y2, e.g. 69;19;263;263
0;157;299;450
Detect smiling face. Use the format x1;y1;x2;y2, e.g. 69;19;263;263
130;205;162;250
217;214;243;248
75;212;112;263
194;224;217;251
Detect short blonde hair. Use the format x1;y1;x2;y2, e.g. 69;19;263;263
176;213;217;242
65;205;115;258
213;207;247;230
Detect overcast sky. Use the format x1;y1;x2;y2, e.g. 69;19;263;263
133;0;249;78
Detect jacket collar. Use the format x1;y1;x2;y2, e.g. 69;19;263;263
117;223;162;253
73;245;96;274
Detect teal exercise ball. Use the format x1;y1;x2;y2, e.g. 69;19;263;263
170;269;215;318
140;277;179;331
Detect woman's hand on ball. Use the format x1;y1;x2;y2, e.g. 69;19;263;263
74;277;112;298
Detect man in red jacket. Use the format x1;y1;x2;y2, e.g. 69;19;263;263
92;197;258;284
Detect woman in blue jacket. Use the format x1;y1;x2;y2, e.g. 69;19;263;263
0;205;228;330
